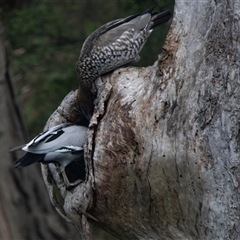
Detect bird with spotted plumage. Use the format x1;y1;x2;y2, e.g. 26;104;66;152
9;123;88;187
76;7;172;120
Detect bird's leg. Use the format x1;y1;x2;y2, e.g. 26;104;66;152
59;165;70;186
59;165;82;188
77;86;93;122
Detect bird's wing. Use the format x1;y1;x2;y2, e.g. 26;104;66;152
96;13;151;47
23;125;87;154
79;8;155;58
25;123;72;148
9;123;71;152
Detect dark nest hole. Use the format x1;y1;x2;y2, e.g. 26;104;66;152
65;157;86;183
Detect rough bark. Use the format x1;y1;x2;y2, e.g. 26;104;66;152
0;20;80;239
42;1;240;240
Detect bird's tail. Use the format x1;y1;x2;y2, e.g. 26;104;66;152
15;152;45;168
150;9;172;29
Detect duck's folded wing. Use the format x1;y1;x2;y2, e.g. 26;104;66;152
26;123;72;148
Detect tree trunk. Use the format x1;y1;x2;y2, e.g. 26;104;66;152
42;0;240;239
0;20;80;239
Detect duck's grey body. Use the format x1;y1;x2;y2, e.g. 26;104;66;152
10;123;88;186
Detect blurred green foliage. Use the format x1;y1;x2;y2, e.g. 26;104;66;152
3;0;174;238
3;0;174;137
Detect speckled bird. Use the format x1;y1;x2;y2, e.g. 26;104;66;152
76;7;172;120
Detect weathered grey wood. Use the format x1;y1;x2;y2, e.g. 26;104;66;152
42;0;240;239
